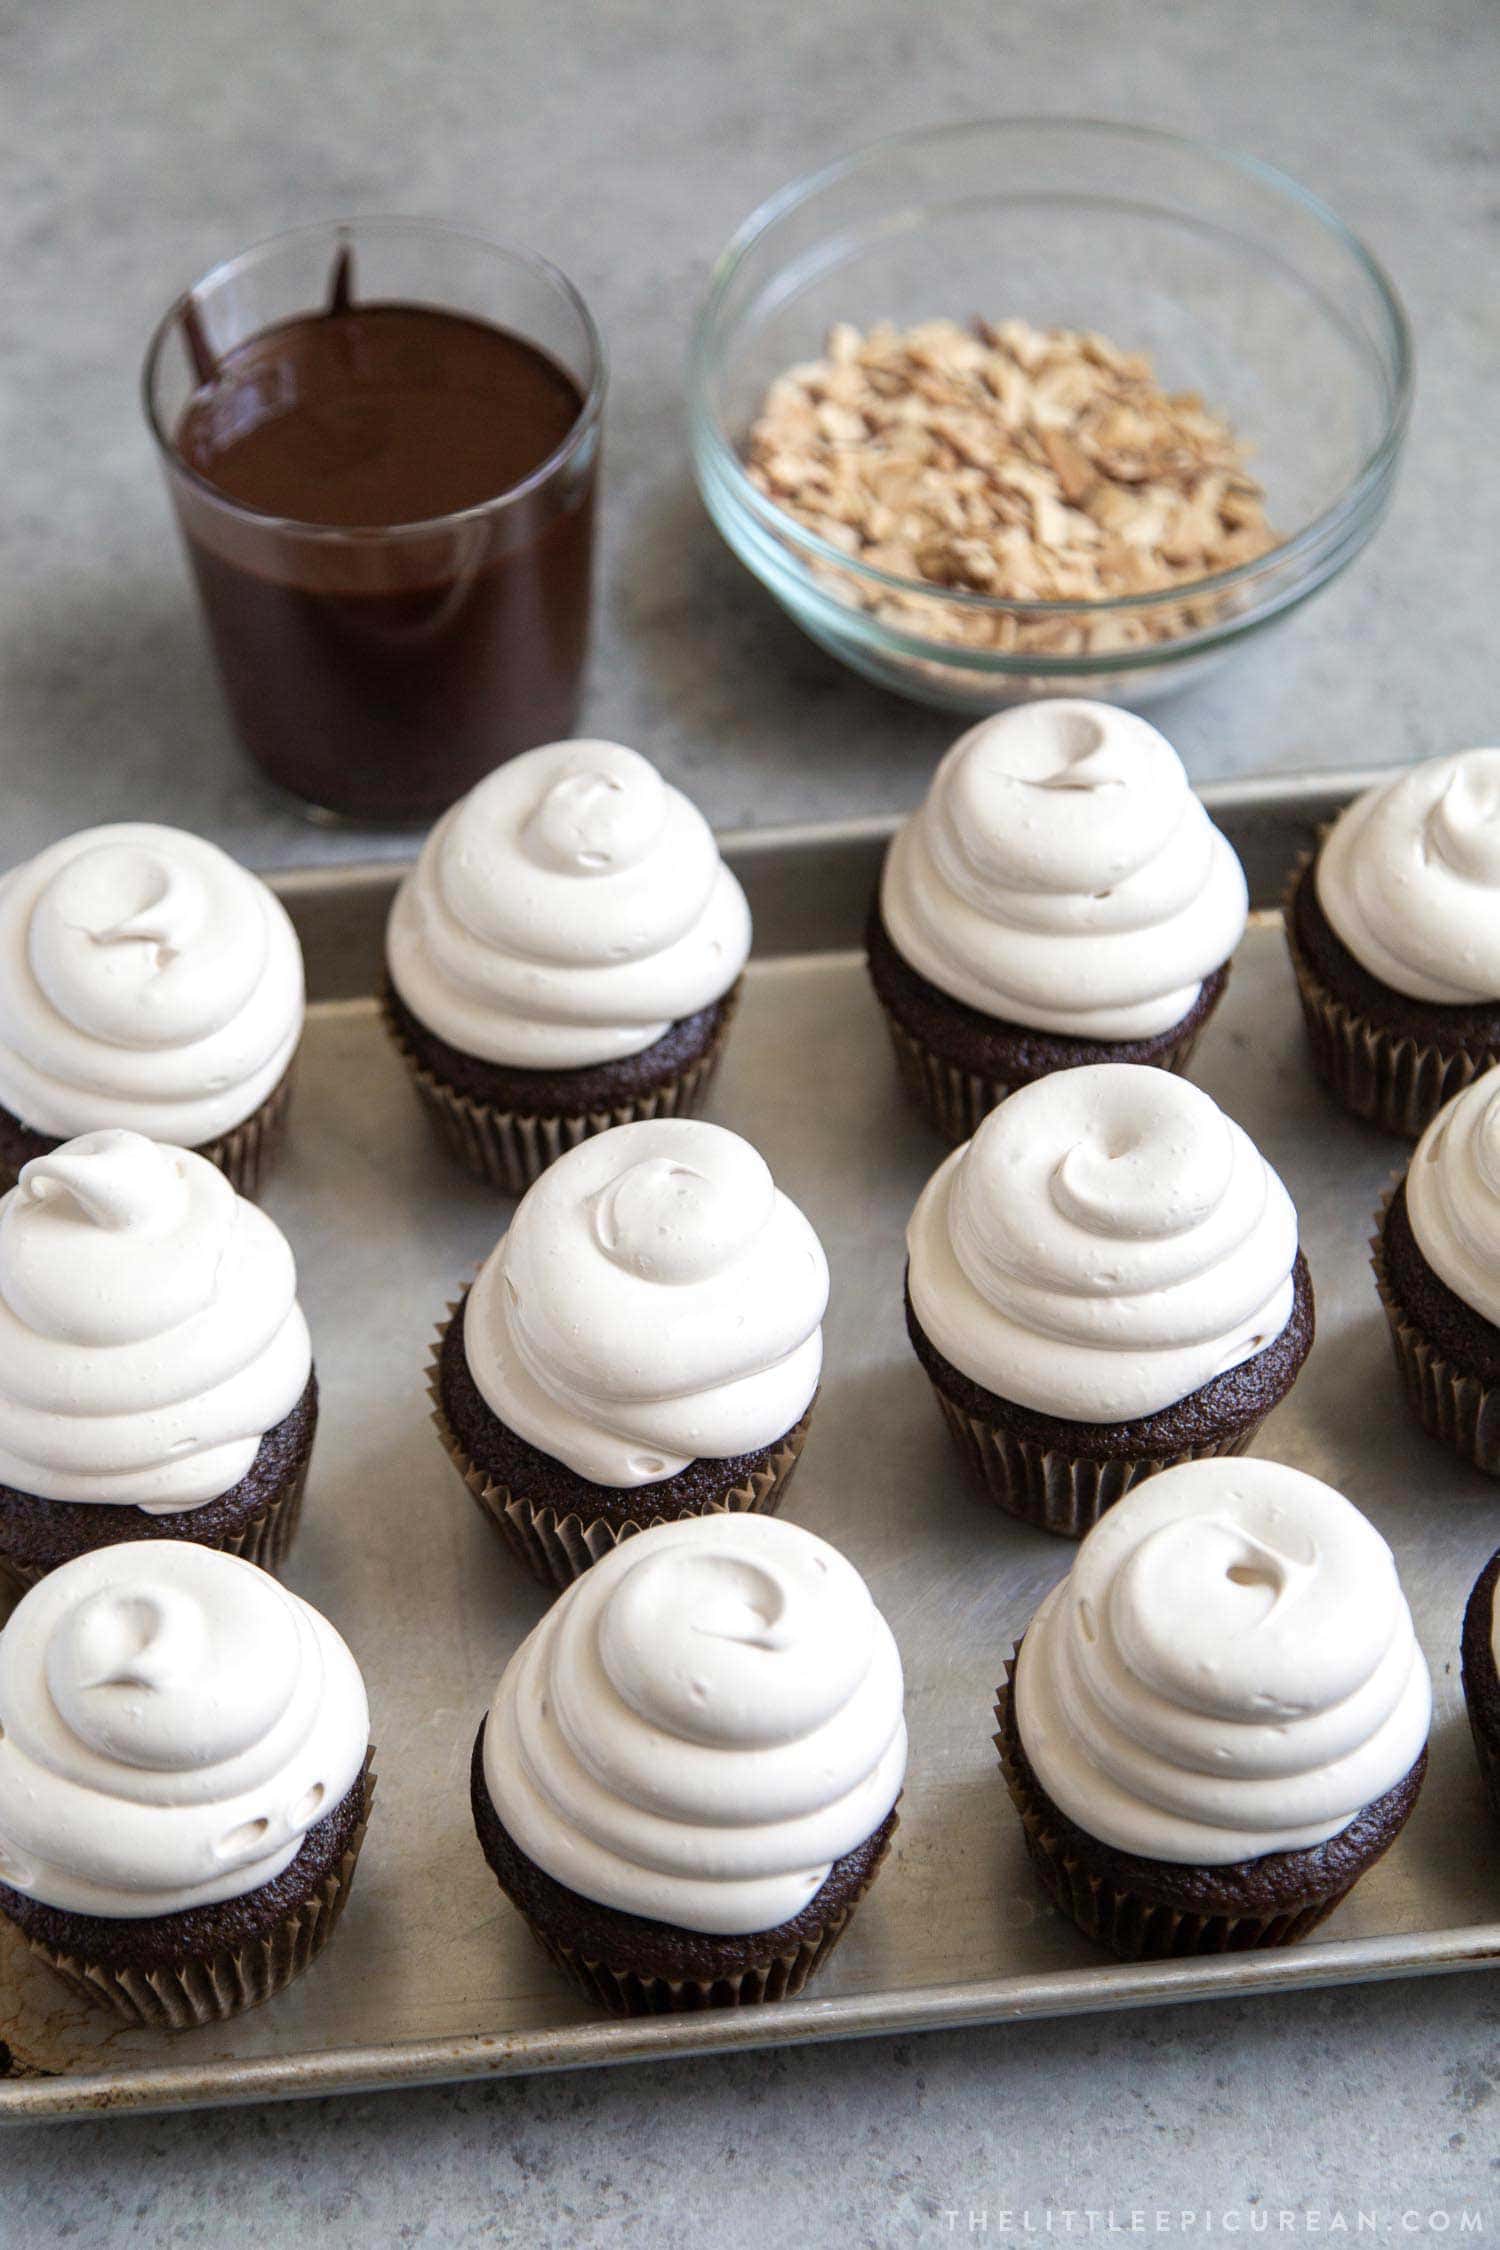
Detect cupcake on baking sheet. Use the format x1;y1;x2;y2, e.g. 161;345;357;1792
0;823;304;1197
433;1117;827;1589
1461;1544;1500;1823
0;1540;373;2027
906;1064;1314;1537
1285;750;1500;1137
995;1459;1431;1960
1371;1065;1500;1476
0;1131;316;1592
470;1510;905;2015
384;739;751;1192
867;699;1248;1142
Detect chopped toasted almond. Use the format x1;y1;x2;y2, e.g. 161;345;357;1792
745;317;1276;658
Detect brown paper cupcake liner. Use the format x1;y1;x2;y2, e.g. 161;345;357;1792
1282;854;1500;1139
994;1665;1355;1959
196;1059;297;1198
1370;1182;1500;1476
18;1756;375;2029
0;1453;311;1601
382;988;738;1196
1460;1552;1500;1824
513;1815;897;2018
0;1059;297;1204
929;1387;1261;1540
1470;1713;1500;1825
429;1309;810;1589
877;1005;1211;1147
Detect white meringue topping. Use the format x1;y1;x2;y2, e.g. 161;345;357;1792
0;1541;368;1916
463;1118;827;1487
386;740;751;1069
1014;1459;1431;1863
0;824;303;1143
1316;751;1500;1004
483;1512;906;1934
907;1065;1300;1423
880;701;1247;1040
1406;1065;1500;1328
0;1131;311;1511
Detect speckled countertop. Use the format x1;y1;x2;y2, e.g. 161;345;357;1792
3;0;1498;2237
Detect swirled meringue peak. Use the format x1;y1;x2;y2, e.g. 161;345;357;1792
0;1540;368;1916
907;1064;1300;1422
386;740;751;1069
1406;1064;1500;1326
1316;751;1500;1004
0;1130;311;1511
1014;1459;1431;1863
464;1118;828;1486
0;823;303;1143
483;1511;906;1933
880;701;1247;1039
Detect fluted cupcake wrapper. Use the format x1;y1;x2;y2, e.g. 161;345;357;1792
1460;1553;1500;1826
382;987;739;1197
1469;1713;1500;1825
994;1665;1350;1960
509;1815;897;2019
15;1757;375;2030
929;1386;1261;1540
195;1059;297;1200
1370;1182;1500;1477
875;1003;1212;1147
0;1453;311;1600
216;1457;309;1574
429;1309;812;1591
1282;854;1500;1140
0;1059;297;1204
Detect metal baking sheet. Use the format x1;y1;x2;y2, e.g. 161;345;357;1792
4;768;1498;2121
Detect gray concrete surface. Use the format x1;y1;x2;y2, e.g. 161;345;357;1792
5;0;1500;874
3;1973;1498;2243
2;0;1499;2238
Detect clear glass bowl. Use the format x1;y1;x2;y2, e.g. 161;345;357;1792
688;119;1411;711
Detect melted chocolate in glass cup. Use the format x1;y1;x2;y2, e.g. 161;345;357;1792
161;240;599;825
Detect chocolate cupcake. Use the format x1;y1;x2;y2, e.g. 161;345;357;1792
470;1511;905;2014
0;822;303;1196
906;1064;1314;1537
0;1131;316;1593
384;739;750;1192
1460;1545;1500;1822
996;1459;1431;1960
1284;751;1500;1137
1371;1066;1500;1475
869;700;1247;1142
433;1116;827;1588
0;1539;373;2026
